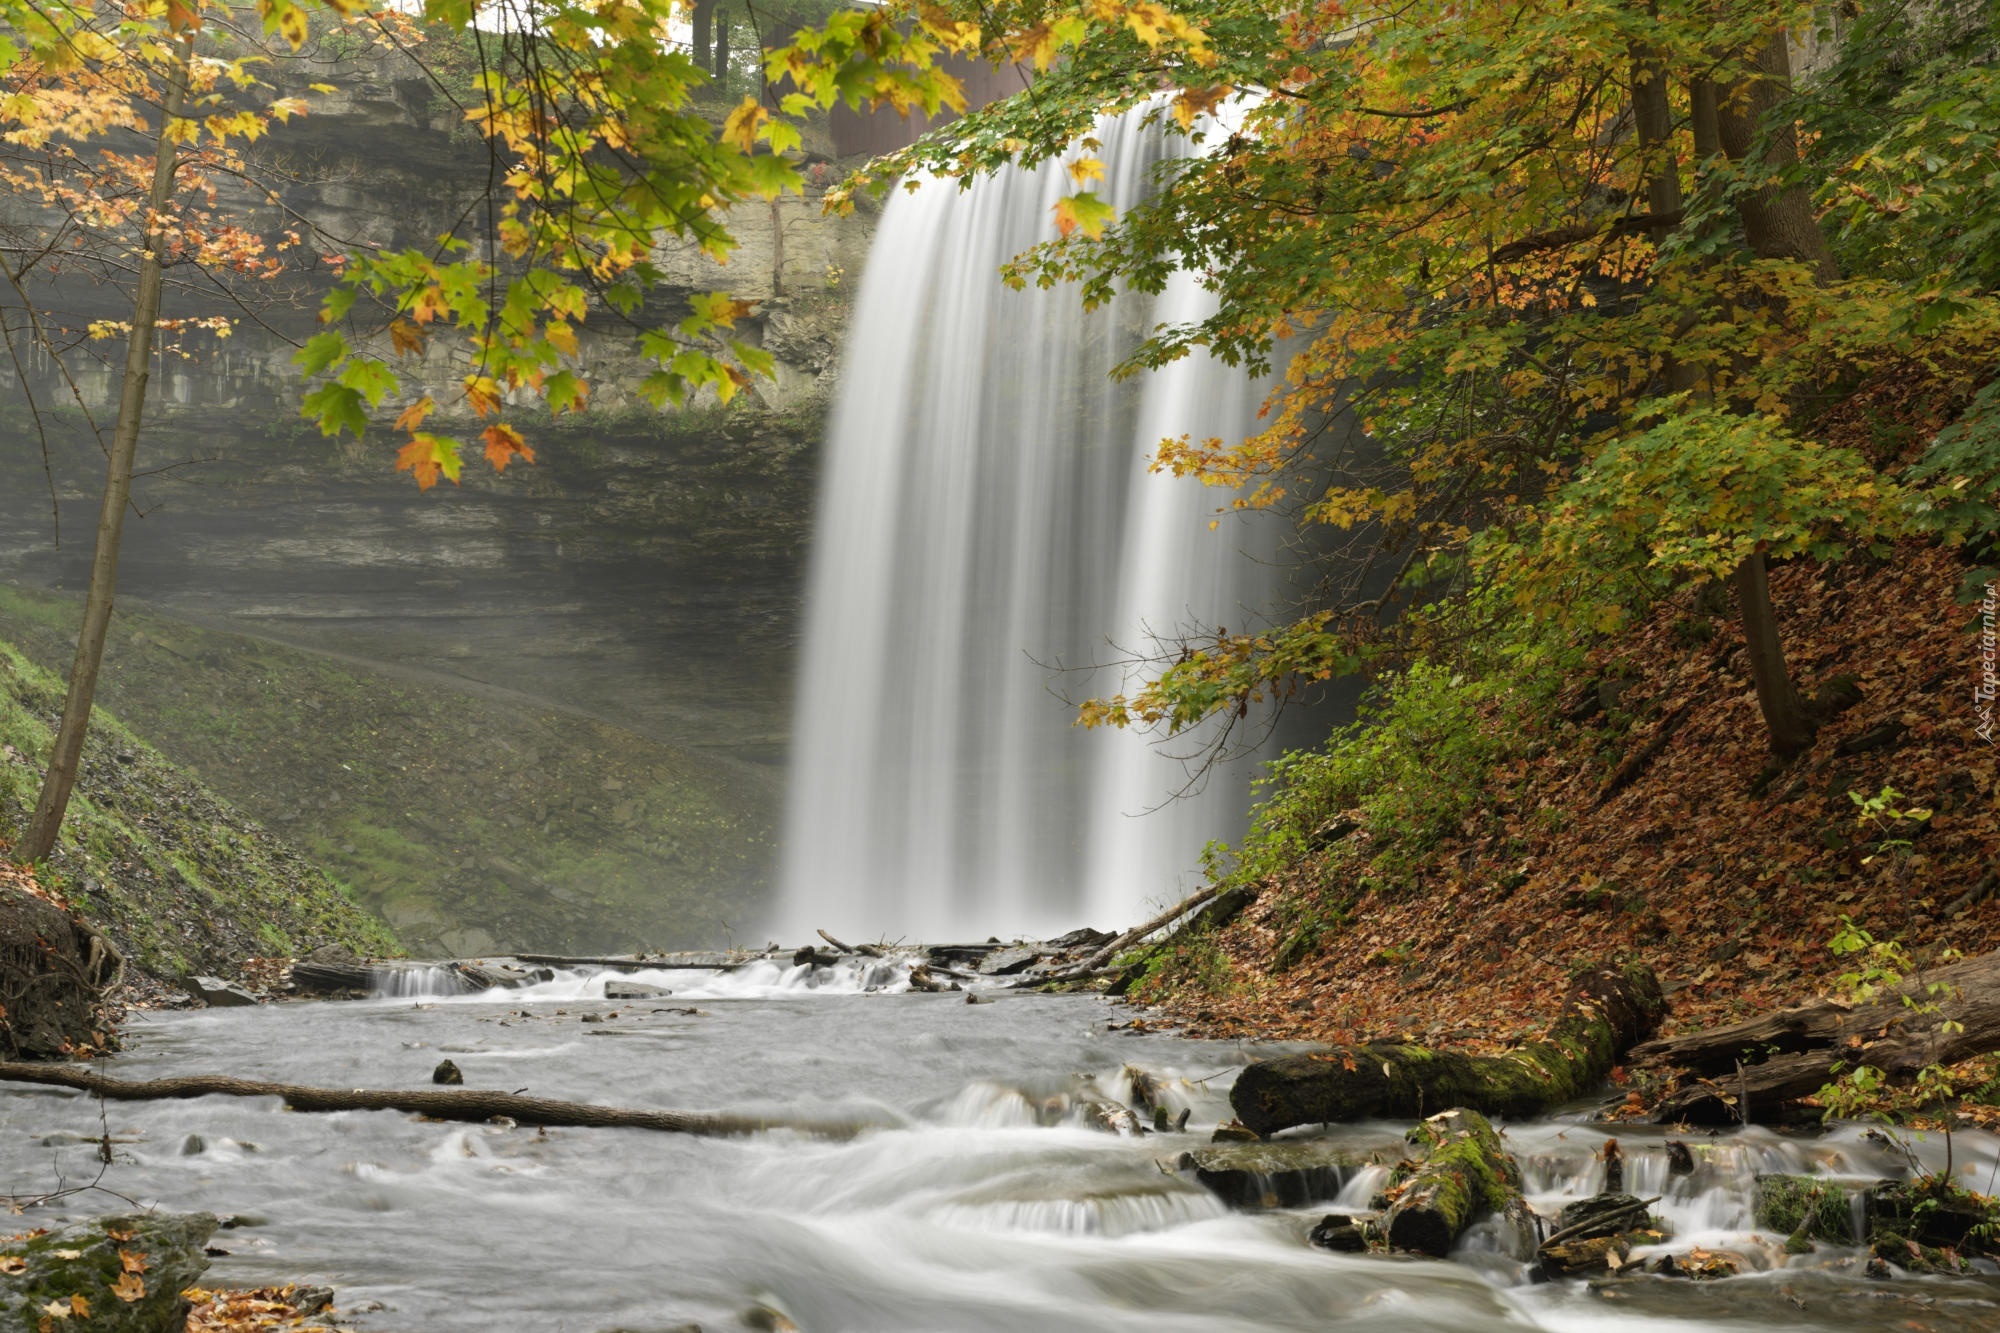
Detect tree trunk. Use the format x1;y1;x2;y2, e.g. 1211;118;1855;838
17;34;195;865
1713;36;1839;284
1634;946;2000;1123
1734;551;1816;756
1382;1108;1524;1257
1228;965;1663;1136
692;0;715;69
1629;38;1683;248
712;6;731;90
0;1062;861;1138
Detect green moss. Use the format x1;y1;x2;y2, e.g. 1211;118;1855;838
0;584;774;956
1756;1175;1854;1244
0;640;397;977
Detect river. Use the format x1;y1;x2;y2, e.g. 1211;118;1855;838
2;964;1997;1332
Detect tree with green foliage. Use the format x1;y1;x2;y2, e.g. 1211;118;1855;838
791;0;1998;759
0;0;959;864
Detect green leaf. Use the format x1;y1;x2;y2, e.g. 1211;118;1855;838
293;331;348;376
336;356;398;408
301;382;368;439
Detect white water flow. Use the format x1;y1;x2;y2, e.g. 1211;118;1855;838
781;108;1281;943
7;994;1998;1332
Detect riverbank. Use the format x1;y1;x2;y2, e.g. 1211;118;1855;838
1123;381;1998;1123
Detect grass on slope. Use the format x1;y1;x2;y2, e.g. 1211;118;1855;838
0;585;775;957
0;643;396;979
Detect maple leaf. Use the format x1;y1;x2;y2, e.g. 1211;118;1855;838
1051;192;1114;240
395;433;462;490
117;1248;146;1274
543;320;578;357
462;376;503;418
388;319;426;357
481;423;535;473
393;396;435;433
110;1271;144;1303
0;1256;21;1274
721;97;768;153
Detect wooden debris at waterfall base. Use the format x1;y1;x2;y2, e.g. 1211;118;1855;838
1633;944;2000;1124
1229;965;1663;1134
0;1063;866;1139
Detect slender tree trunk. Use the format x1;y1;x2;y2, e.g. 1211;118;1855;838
1713;37;1839;284
1630;39;1684;247
1734;551;1816;756
692;0;714;69
712;5;731;91
16;35;193;864
1709;35;1839;757
1689;78;1721;161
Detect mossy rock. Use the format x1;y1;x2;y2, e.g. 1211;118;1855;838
1755;1174;1854;1245
0;1212;214;1332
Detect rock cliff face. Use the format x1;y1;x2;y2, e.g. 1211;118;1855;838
0;48;880;952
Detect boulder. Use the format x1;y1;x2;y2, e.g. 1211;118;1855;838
0;1211;214;1332
189;976;260;1007
1308;1213;1370;1252
604;980;671;1000
1173;1138;1364;1209
976;947;1041;976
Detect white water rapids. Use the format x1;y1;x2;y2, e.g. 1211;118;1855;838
4;982;1998;1331
778;105;1288;945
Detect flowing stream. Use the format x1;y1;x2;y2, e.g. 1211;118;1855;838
4;975;1997;1331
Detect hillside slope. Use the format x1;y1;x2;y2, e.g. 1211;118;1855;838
0;643;395;980
0;585;776;956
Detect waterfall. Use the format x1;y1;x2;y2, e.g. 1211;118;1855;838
776;107;1284;944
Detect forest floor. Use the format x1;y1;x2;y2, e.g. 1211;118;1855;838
1149;379;2000;1118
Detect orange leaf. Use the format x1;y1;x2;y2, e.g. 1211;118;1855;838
393;396;435;433
463;375;503;419
110;1271;144;1303
481;423;534;473
117;1249;146;1274
389;319;427;357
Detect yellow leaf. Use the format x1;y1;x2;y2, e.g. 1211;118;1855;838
544;320;579;357
721;97;767;153
110;1271;144;1303
1066;155;1106;187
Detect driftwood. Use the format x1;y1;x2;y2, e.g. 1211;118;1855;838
1381;1108;1523;1257
0;1063;858;1138
817;930;884;958
511;953;751;972
1635;946;2000;1123
1230;965;1664;1136
1045;887;1221;982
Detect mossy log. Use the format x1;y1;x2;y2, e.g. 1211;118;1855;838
1634;946;2000;1123
1381;1108;1523;1257
1230;965;1665;1136
0;1063;860;1138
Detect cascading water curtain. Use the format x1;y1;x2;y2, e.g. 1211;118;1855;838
777;107;1285;944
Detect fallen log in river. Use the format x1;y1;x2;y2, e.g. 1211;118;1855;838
1230;965;1664;1136
1634;945;2000;1123
0;1063;860;1138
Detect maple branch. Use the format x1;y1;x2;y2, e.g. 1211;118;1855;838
1488;210;1683;265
